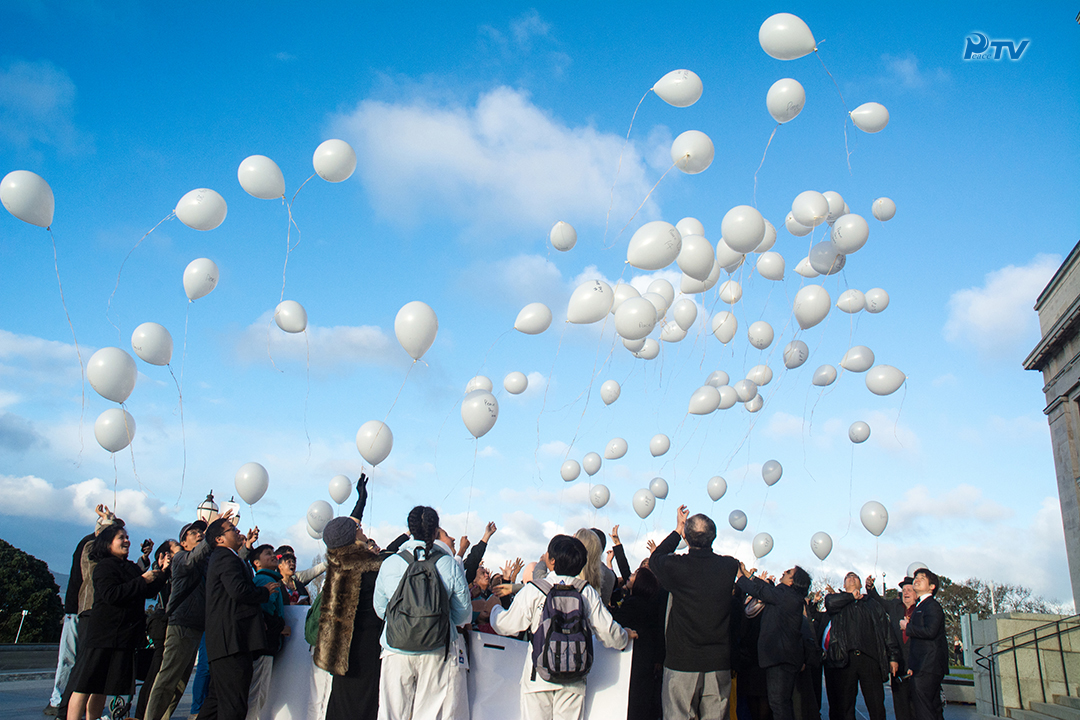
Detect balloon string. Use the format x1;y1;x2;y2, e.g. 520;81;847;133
113;453;119;508
753;125;780;208
838;441;856;541
604;88;651;249
614;160;678;243
466;440;478;537
815;51;853;174
266;317;283;372
304;330;312;461
280;196;304;303
123;402;143;492
106;211;175;341
382;361;415;424
534;321;568;485
49;229;86;459
168;364;187;507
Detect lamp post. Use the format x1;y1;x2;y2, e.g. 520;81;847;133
197;492;218;522
14;609;28;644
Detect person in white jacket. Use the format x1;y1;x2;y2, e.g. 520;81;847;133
490;534;633;720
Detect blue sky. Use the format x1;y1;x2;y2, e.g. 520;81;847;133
1;2;1078;606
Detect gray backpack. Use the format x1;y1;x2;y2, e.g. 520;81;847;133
385;546;451;656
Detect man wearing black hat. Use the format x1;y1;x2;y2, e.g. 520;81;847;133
867;575;917;720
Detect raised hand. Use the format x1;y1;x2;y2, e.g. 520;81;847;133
458;535;471;557
482;522;497;542
610;525;621;546
605;549;614;568
646;539;657;554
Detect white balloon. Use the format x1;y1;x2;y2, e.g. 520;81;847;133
907;562;929;578
633;338;660;360
785;212;812;237
793;285;831;329
707;476;727;501
813;365;837;386
515;302;552;334
306;524;323;540
811;532;833;561
860;501;889;536
660;321;687;343
836;289;866;314
718;280;743;304
313;139;356;182
706;370;729;387
677;234;716;281
549;220;577;252
748;321;774;350
614;297;658;340
809;241;846;275
462;390;499;437
729;510;748;531
175;188;227;231
734;379;758;403
762;460;783;486
753;532;774;559
689;385;721;415
356;421;393;466
676;217;705;239
94;408;136;453
745;395;764;412
756;219;778;253
851;102;890;133
503;371;528;394
714;238;746;273
650;434;670;457
274;300;307;333
307;500;334;533
653;69;703;107
632;489;656;519
841;346;875;373
766;78;805;123
647;279;675;308
794;257;820;278
235;462;269;505
583;453;602;476
822;191;846;225
759;13;816;60
746;364;773;386
721;206;766;254
671;130;715;174
465;376;493;394
784;340;809;369
237;155;285;199
866;365;906;396
681;259;721;294
672;298;698;331
649;477;669;500
872;198;897;222
395;301;438;360
131;322;173;366
628;221;682;270
641;292;669;318
717;385;738;410
590;484;611;509
611;283;641;313
831;214;870;254
1;170;54;227
88;347;138;404
711;311;738;344
600;380;621;405
864;288;890;314
561;460;581;482
792;191;829;228
849;421;871;443
756;252;785;281
183;258;219;301
623;337;646;352
567;280;614;324
328;474;352;504
605;437;628;460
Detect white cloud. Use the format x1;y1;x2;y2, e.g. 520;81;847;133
462;254;565;309
330;86;659;234
0;59;93;153
879;53;949;90
944;254;1060;358
233;312;399;370
862;410;921;455
539;440;569;457
0;474;165;527
891;483;1013;528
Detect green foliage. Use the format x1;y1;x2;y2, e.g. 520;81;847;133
0;538;64;642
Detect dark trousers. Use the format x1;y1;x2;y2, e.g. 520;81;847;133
891;675;914;720
823;667;844;720
911;672;944;720
765;664;798;720
196;652;254;720
836;652;886;720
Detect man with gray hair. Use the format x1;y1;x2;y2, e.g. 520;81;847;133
650;505;740;719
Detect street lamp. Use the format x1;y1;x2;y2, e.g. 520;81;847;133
197;492;218;522
15;609;28;644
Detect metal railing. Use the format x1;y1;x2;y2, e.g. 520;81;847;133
974;614;1080;716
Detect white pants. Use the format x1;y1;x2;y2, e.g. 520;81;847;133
378;650;463;720
50;614;79;706
309;660;333;720
520;688;585;720
245;655;274;720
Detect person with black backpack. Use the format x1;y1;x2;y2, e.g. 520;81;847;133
489;534;632;720
372;506;472;720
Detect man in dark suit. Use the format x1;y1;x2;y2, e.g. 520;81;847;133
867;576;917;720
197;518;279;720
900;568;948;720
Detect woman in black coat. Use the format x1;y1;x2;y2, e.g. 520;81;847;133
611;567;667;720
66;524;167;720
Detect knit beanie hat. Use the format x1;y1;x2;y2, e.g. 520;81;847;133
323;517;359;549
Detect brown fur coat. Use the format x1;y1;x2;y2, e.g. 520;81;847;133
313;542;383;675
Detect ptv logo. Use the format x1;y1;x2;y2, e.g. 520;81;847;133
964;32;1029;60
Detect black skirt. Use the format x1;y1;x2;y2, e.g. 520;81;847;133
70;647;136;696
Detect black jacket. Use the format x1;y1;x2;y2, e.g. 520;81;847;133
650;531;739;672
823;591;900;681
84;555;167;650
737;576;806;669
166;537;214;630
868;587;910;671
906;596;949;676
203;547;271;662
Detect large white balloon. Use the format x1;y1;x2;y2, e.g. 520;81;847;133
785;212;812;237
567;280;614;324
746;365;773;386
313;139;357;182
717;385;738;410
623;337;646;352
235;462;270;505
872;198;897;222
328;474;352;504
611;283;640;313
794;257;820;278
614;297;658;340
784;340;809;369
677;234;716;281
721;206;766;254
660;321;687;343
849;421;871;443
649;477;669;500
850;102;890;133
465;376;493;394
183;258;219;301
549;221;577;252
759;13;816;60
356;421;393;465
748;321;774;350
809;241;846;275
753;532;774;559
756;219;778;253
822;191;846;225
307;501;334;533
653;69;703;107
514;303;552;334
860;501;889;536
672;298;698;331
461;390;499;437
274;300;308;333
175;188;227;231
1;170;54;227
94;408;136;453
718;280;743;304
395;301;438;359
503;371;528;394
561;460;581;482
811;532;833;561
713;239;745;275
734;379;758;403
864;288;890;314
766;78;806;123
306;524;323;540
681;259;721;294
836;289;866;314
671;130;715;174
237;155;285;199
650;434;670;457
632;489;656;519
88;347;138;404
707;476;727;501
841;346;875;373
762;460;783;486
866;365;906;396
831;214;870;254
605;437;627;460
600;380;621;405
633;338;660;360
706;370;730;387
641;291;669;319
590;484;611;509
676;217;705;239
131;322;173;366
812;364;837;386
689;386;721;415
711;312;738;344
744;395;764;413
756;252;785;281
729;510;748;531
792;191;829;228
583;453;602;476
627;221;682;271
793;285;831;329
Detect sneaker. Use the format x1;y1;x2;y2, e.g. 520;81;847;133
42;705;59;716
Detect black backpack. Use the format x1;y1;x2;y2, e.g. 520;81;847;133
529;578;594;683
385;546;451;657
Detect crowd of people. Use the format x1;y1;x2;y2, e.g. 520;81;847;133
44;480;951;720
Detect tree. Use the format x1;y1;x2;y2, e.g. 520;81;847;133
0;538;64;642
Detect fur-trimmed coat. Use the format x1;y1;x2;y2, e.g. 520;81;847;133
314;542;384;676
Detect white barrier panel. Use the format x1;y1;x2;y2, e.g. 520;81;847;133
263;605;316;720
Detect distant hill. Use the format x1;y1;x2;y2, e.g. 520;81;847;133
49;570;69;598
